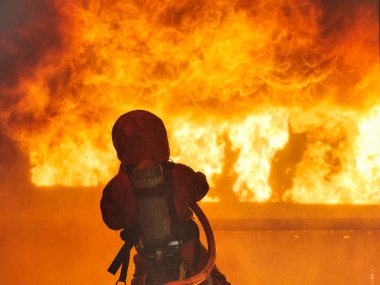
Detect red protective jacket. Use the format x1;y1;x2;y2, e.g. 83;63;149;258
100;110;209;276
100;162;209;230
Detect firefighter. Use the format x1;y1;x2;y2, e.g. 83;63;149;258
100;110;230;285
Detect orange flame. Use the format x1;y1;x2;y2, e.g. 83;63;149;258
1;0;379;203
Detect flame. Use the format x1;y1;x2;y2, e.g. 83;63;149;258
283;106;380;204
229;110;289;202
0;0;379;203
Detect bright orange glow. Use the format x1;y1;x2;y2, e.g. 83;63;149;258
1;0;379;203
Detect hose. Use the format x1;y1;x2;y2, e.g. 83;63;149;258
164;202;216;285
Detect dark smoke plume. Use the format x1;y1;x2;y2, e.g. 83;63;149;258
0;0;62;94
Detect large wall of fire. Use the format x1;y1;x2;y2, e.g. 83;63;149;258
0;0;379;204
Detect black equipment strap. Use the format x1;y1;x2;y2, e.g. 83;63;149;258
107;229;135;284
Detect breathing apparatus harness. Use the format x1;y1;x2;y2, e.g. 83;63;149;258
107;160;201;284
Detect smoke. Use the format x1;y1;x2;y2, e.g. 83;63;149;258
0;0;62;87
0;0;63;134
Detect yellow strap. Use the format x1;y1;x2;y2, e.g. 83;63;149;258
178;262;187;280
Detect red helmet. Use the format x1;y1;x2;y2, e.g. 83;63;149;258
112;110;170;165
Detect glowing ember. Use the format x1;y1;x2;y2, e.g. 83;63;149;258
0;0;379;203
